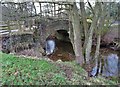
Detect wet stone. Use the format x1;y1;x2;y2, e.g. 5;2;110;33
90;54;119;77
102;54;119;77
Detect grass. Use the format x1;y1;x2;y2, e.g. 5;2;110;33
1;52;66;85
0;52;118;85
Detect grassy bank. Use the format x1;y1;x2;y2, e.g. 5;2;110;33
0;52;118;85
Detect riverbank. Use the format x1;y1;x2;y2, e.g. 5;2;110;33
1;52;118;85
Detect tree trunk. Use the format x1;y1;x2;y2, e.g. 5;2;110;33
33;2;37;15
71;2;84;65
80;1;88;40
39;2;42;16
94;3;106;75
65;5;75;50
68;7;74;50
80;1;88;62
85;2;101;64
69;22;74;50
94;17;105;65
94;34;101;65
33;27;45;57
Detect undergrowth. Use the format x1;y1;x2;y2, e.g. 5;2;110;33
0;52;118;85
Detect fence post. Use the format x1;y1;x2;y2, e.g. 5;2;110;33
17;20;22;33
7;20;13;52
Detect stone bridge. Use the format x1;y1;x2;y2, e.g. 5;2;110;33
38;19;71;47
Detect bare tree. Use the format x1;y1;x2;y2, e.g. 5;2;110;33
94;3;108;75
80;1;88;41
85;2;101;64
70;2;84;65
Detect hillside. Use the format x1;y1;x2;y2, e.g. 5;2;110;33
0;52;118;85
